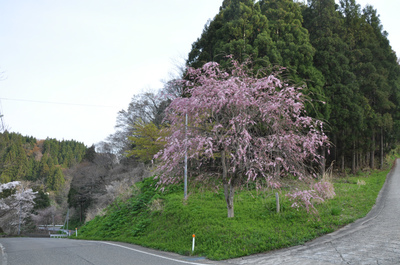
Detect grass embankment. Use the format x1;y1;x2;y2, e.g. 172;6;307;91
76;169;389;260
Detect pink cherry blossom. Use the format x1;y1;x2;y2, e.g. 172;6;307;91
155;59;330;216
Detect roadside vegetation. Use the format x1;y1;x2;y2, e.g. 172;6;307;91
2;0;400;253
76;162;391;260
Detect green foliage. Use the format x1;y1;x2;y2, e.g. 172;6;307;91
42;137;86;167
126;120;166;163
0;132;86;192
185;0;400;173
188;0;272;68
0;133;31;182
33;189;51;210
46;167;65;192
76;169;388;260
302;0;400;171
187;0;326;119
0;185;15;199
83;144;96;162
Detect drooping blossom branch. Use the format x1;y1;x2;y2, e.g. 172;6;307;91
154;59;330;214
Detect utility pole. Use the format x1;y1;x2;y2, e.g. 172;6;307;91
18;184;24;235
184;113;188;200
18;201;22;235
66;208;69;231
0;104;6;132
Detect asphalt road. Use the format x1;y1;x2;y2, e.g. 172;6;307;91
227;160;400;265
0;238;224;265
2;162;399;265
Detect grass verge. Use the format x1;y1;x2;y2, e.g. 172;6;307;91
76;169;389;260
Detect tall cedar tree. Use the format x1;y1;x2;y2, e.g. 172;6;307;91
337;0;399;171
303;0;400;172
0;132;85;192
303;0;361;171
188;0;327;119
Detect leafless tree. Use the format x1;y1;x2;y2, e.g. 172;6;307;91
99;90;171;157
32;205;62;228
67;151;150;222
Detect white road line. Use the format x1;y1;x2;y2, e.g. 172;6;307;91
95;241;207;265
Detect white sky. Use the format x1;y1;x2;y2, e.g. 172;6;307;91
1;0;399;147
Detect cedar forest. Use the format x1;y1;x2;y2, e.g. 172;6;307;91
1;0;400;232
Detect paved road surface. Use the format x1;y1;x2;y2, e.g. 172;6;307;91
227;160;400;265
2;162;399;265
0;238;224;265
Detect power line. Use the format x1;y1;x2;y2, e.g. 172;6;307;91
0;97;118;108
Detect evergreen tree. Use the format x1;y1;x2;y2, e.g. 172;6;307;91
84;145;96;162
187;0;274;69
33;189;51;210
187;0;326;118
302;0;360;170
301;0;400;171
0;143;18;182
15;141;28;180
362;5;399;168
46;167;65;192
0;133;86;191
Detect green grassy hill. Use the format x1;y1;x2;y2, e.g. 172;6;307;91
75;168;389;260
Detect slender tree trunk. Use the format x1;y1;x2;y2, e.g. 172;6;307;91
380;128;384;169
341;154;345;172
341;131;345;172
224;182;234;218
352;140;356;175
360;151;363;168
221;149;234;218
356;148;359;170
333;134;337;164
370;133;375;169
321;146;326;177
79;202;82;223
361;151;365;168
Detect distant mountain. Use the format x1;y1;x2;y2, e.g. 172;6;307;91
0;131;87;192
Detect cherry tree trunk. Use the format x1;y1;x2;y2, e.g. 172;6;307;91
320;146;326;177
221;149;234;218
224;182;235;218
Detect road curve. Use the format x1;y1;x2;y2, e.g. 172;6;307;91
227;160;400;265
2;162;399;265
0;238;224;265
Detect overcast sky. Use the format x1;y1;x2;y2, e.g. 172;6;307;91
1;0;399;147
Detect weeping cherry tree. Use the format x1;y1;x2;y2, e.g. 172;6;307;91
155;59;331;217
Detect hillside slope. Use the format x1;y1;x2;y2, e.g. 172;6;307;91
77;169;389;260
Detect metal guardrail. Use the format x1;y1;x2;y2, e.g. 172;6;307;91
46;227;73;238
50;234;68;238
38;225;63;229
